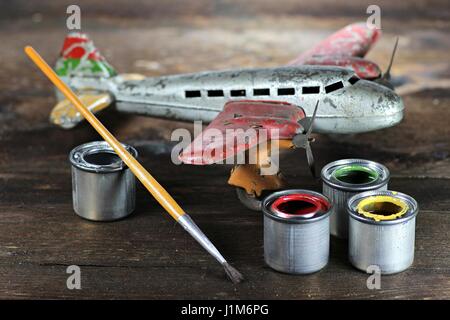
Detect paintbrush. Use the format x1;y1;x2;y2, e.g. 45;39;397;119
24;46;244;284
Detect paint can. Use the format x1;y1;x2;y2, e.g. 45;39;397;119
347;190;418;274
69;141;138;221
262;189;332;274
321;159;390;239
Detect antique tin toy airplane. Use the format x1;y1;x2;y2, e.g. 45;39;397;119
50;22;403;209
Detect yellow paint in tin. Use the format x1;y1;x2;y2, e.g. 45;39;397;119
357;195;409;221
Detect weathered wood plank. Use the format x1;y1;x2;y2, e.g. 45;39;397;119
0;1;449;299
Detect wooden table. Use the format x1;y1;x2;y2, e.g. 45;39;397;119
0;1;449;299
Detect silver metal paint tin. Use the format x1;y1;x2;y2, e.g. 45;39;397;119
262;189;332;274
348;190;419;274
321;159;390;239
69;141;138;221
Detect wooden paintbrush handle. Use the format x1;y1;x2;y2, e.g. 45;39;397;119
24;46;185;220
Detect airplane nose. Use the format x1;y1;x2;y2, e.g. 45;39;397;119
383;90;404;128
355;79;404;120
319;79;404;133
376;82;404;120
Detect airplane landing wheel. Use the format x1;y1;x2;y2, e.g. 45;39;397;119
236;188;266;211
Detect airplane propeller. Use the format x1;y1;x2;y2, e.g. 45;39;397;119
375;37;399;89
292;100;319;178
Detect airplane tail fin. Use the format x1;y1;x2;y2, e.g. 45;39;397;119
50;33;116;129
51;33;145;129
55;32;117;78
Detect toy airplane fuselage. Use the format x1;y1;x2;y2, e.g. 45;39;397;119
50;22;405;207
62;65;403;134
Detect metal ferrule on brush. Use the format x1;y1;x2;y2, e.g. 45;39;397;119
177;214;226;264
177;214;243;283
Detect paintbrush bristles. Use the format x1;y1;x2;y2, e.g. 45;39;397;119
223;262;244;284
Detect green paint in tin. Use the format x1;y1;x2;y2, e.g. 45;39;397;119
332;165;379;185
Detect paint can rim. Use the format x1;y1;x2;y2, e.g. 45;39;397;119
347;190;418;225
321;159;390;191
69;141;138;173
262;189;332;224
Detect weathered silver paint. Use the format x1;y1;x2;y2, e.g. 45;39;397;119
62;65;404;134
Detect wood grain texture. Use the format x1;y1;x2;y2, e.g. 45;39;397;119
0;1;449;299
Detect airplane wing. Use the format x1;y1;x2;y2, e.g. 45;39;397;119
179;100;305;165
288;22;382;79
50;92;113;129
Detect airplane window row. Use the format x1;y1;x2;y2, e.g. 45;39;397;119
185;86;323;98
184;78;355;99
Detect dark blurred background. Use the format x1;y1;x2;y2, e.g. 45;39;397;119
1;0;449;20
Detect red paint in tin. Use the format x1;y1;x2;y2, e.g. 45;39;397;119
270;193;330;218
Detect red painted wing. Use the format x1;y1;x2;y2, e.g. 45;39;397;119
300;56;381;79
179;100;305;165
288;22;382;79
